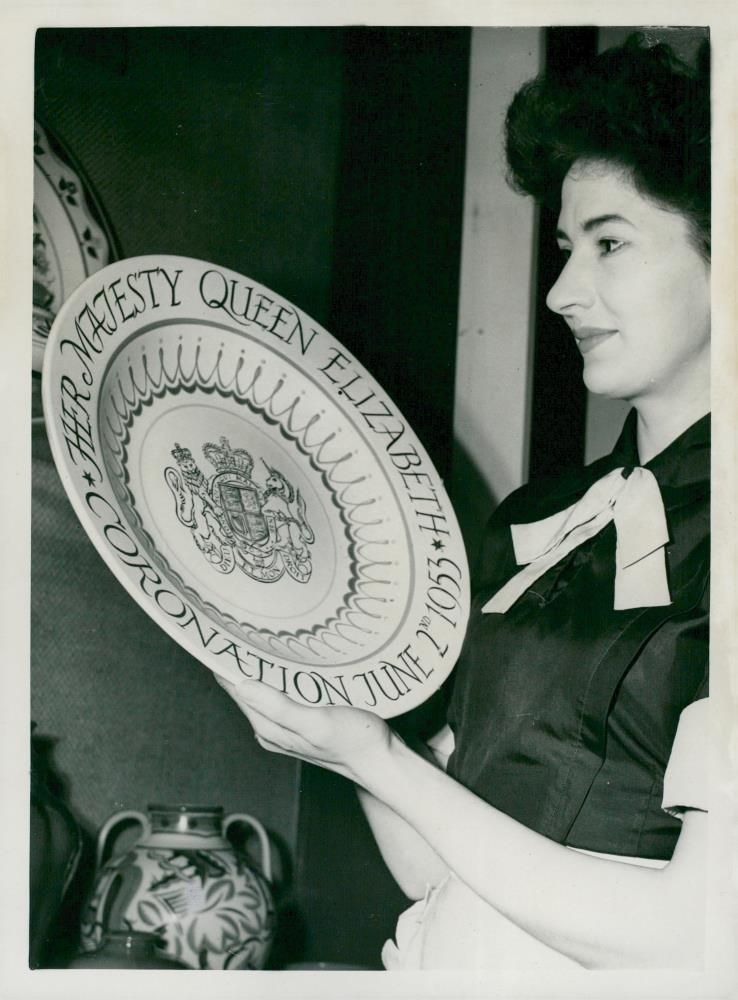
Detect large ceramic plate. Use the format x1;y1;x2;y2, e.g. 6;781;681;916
33;121;114;373
42;255;469;717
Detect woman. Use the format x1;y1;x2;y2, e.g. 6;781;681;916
217;35;711;970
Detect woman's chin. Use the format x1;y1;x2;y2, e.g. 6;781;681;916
581;366;626;400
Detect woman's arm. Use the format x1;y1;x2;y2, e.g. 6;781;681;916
218;678;706;969
356;725;453;900
366;731;706;969
356;789;449;899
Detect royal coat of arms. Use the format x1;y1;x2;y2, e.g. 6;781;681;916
164;437;315;584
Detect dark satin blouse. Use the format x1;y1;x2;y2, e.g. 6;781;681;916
447;411;709;860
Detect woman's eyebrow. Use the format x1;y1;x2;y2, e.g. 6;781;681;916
556;213;634;241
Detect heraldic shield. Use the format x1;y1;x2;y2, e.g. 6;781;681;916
217;476;269;546
163;436;315;585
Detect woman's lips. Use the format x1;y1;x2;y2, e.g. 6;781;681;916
574;328;617;355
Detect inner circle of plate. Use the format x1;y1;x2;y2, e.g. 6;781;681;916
42;255;470;718
97;319;411;667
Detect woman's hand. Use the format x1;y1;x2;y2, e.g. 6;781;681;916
215;675;395;786
218;674;451;899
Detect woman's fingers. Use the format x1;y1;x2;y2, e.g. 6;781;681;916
236;698;314;755
238;700;288;741
214;673;298;727
214;672;392;782
226;678;313;735
254;734;288;754
215;673;326;756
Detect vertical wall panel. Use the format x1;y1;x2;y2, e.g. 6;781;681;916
451;28;542;556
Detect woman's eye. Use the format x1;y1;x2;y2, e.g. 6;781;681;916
599;238;625;256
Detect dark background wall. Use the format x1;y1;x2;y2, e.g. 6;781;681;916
32;25;469;968
34;28;345;318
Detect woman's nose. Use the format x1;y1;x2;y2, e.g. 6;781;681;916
545;253;594;316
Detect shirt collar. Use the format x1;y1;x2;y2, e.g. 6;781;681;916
524;410;710;519
609;410;710;496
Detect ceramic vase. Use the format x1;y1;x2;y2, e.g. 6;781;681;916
80;803;275;970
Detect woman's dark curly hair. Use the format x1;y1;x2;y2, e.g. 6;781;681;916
505;34;710;259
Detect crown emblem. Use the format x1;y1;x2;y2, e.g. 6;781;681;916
171;442;194;465
170;442;206;489
203;436;254;478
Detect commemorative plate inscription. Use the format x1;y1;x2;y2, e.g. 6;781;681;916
42;255;470;718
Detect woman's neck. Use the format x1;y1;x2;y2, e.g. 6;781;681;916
634;396;710;464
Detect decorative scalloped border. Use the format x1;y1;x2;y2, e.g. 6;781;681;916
98;330;410;666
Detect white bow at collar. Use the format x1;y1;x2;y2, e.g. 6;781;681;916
482;466;671;614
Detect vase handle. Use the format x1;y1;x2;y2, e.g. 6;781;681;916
95;809;149;870
224;813;272;882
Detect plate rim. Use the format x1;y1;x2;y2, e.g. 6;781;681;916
41;253;470;718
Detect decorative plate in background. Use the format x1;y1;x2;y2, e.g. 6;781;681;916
33;121;115;373
42;255;469;718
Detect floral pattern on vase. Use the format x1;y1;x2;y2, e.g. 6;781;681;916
80;804;275;970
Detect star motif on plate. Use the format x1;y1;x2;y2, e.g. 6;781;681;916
432;538;445;551
82;470;96;487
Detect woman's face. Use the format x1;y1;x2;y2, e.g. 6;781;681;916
546;161;710;411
